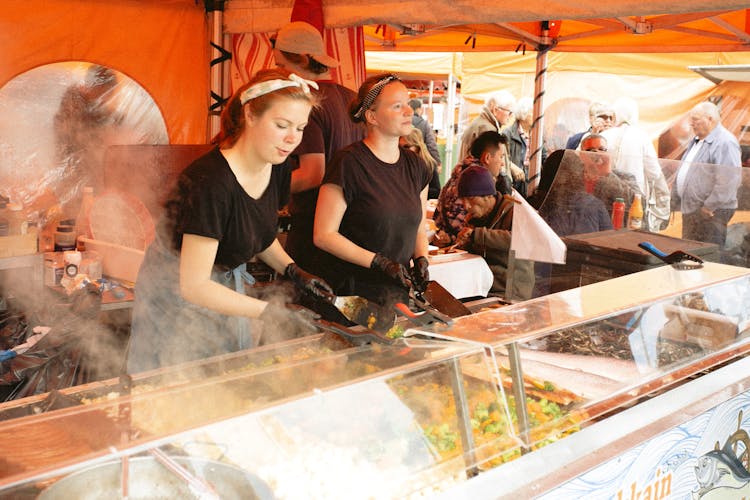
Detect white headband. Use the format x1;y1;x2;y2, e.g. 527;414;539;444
240;73;319;105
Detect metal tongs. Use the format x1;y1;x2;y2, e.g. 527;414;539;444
316;318;395;345
638;241;704;270
395;289;454;327
149;448;220;500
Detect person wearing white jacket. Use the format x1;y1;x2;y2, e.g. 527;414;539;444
601;97;670;231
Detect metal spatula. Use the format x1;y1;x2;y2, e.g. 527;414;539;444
330;295;397;332
417;281;471;318
638;241;704;270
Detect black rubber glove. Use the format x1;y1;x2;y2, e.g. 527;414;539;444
410;256;430;294
285;263;334;300
370;253;411;289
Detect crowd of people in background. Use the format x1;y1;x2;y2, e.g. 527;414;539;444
128;19;746;372
452;89;742;250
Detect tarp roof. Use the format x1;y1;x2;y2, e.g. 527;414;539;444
358;10;750;53
225;2;750;53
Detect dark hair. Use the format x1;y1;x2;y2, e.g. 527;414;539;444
279;50;329;75
408;98;423;112
213;68;319;148
469;131;506;159
349;73;400;123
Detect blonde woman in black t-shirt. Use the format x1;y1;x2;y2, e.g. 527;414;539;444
313;74;431;317
128;69;333;373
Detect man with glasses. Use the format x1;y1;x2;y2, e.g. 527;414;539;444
454;165;535;300
459;90;517;161
672;101;741;247
566;102;616;150
580;134;640;219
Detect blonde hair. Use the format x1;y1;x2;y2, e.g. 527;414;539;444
401;127;437;173
214;68;319;148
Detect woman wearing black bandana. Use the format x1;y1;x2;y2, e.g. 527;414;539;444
312;74;432;320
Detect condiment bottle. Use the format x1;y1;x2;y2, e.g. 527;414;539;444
627;194;643;230
611;198;625;230
75;186;94;251
39;204;63;253
61;250;82;289
54;224;77;252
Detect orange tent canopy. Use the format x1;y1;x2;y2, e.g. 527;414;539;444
0;0;208;144
225;1;750;53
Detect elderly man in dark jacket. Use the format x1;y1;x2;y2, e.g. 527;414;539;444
454;165;534;301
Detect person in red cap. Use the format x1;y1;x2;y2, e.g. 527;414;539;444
273;21;364;272
455;165;534;301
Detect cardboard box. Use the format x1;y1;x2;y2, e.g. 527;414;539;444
0;230;38;258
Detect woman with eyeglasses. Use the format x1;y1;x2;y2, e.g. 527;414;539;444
312;74;432;321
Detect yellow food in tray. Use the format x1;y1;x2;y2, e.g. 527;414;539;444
387;377;586;470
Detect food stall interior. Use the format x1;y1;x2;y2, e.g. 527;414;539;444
0;262;748;498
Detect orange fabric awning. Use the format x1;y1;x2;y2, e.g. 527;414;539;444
0;0;209;144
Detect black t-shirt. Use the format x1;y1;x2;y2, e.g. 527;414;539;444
165;147;286;270
289;82;363;217
315;141;430;289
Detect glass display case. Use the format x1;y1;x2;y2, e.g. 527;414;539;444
0;339;517;498
0;332;354;421
1;262;749;498
407;261;750;452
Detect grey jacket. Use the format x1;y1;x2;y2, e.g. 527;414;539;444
459;108;500;160
672;124;741;214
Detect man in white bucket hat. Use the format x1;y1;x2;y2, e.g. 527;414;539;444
273;21;364;275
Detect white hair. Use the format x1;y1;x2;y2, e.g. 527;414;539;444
589;101;611;118
484;90;515;110
612;97;639;126
514;96;534;122
691;101;721;121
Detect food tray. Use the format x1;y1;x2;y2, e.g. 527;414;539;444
428;249;468;263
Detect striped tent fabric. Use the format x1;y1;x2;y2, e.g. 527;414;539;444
230;27;366;94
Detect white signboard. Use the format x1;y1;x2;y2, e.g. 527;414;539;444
541;391;750;499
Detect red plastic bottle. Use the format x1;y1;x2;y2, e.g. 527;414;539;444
612;198;625;230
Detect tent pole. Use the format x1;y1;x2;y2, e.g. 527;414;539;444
222;32;232;106
445;74;457;174
207;2;227;141
528;48;547;195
